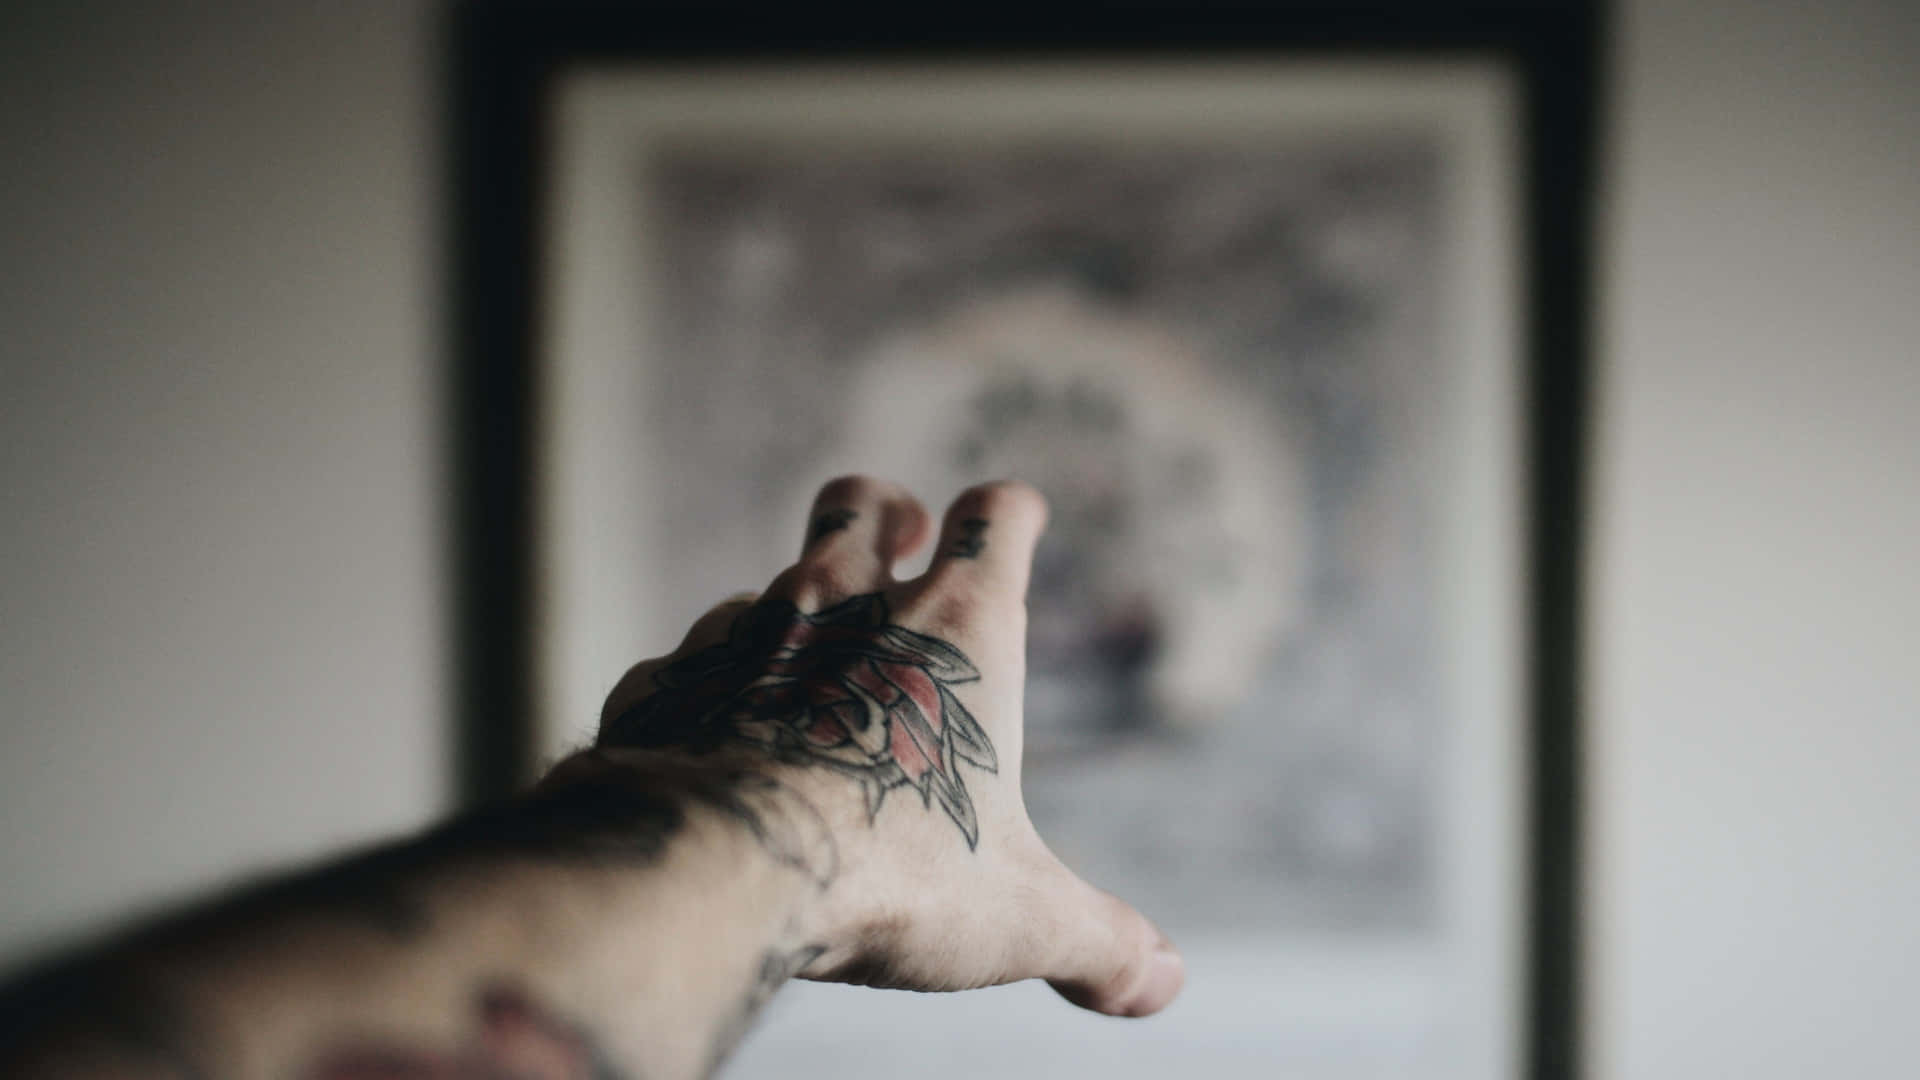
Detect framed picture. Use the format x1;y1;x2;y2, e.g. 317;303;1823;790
452;5;1596;1079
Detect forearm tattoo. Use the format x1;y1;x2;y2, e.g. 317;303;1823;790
601;592;999;849
0;772;823;1079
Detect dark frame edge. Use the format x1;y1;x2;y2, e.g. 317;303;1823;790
447;0;544;806
1519;5;1603;1080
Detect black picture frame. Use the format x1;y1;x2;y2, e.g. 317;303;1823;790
446;3;1600;1077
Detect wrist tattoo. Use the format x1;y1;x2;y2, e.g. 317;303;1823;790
601;593;999;849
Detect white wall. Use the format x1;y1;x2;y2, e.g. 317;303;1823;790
1593;0;1920;1075
0;1;445;964
1;0;1915;1075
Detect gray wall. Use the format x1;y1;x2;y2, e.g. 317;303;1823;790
1593;0;1919;1074
1;1;1915;1076
0;1;445;956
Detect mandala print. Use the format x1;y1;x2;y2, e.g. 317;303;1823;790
604;594;999;848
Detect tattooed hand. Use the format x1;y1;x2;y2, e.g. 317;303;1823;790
0;477;1181;1080
585;477;1186;1018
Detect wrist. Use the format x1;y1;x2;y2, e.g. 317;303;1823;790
537;746;871;952
526;748;855;1079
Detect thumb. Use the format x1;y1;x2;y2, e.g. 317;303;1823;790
1037;871;1185;1018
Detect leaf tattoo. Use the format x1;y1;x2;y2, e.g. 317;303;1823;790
602;594;998;848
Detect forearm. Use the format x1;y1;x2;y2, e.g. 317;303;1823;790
1;753;836;1080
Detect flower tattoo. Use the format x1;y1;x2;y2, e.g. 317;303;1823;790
602;594;999;848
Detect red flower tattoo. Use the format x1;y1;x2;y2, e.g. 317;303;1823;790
603;594;999;848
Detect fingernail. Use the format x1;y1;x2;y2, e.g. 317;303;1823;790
1121;944;1186;1017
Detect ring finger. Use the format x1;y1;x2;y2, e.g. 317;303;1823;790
772;475;932;608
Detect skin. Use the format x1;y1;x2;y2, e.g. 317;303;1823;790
0;477;1184;1080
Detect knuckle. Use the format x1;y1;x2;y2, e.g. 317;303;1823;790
1081;894;1157;1004
599;658;666;726
908;567;985;622
679;593;756;648
763;562;807;599
902;577;1025;652
816;473;888;505
1093;947;1149;1009
881;495;933;538
953;479;1047;526
929;591;981;633
697;592;759;627
773;558;857;604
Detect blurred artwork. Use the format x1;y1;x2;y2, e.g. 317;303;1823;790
641;140;1445;933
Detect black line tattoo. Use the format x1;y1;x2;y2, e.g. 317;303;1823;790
601;593;999;849
807;507;857;544
703;943;827;1078
948;517;989;559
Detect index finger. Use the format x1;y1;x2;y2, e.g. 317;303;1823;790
913;480;1050;606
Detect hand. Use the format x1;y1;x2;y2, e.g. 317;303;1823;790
589;476;1185;1018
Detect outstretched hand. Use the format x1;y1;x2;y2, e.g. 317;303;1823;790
590;476;1185;1018
0;476;1180;1080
